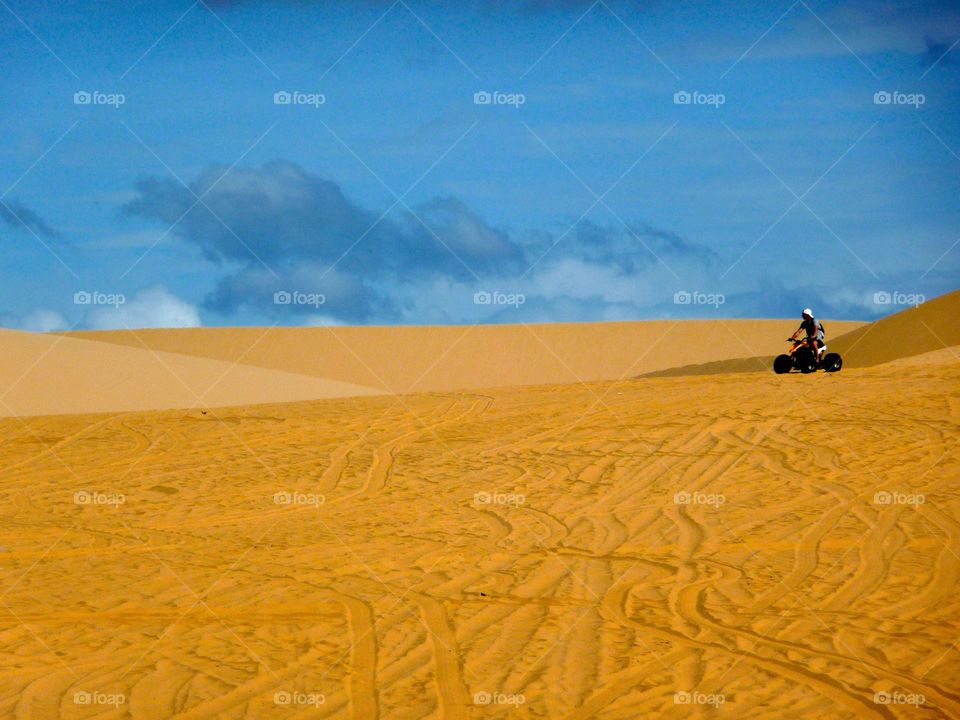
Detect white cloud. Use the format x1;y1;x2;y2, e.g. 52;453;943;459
532;259;639;303
18;308;68;333
87;286;200;330
301;314;345;327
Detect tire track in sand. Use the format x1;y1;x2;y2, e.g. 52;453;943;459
166;589;378;720
412;593;469;720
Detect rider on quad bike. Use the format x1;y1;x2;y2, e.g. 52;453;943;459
774;308;842;373
789;308;825;362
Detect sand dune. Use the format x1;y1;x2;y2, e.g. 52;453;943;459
64;318;865;394
829;289;960;366
1;336;956;718
644;290;960;378
11;290;955;417
0;329;382;417
2;293;957;717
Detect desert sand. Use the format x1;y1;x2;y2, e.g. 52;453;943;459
64;319;866;395
0;330;382;418
644;291;960;378
1;293;958;718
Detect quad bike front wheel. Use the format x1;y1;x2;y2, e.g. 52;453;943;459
773;354;793;374
794;346;817;373
822;352;843;372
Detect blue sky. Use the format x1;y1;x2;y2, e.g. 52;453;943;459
0;0;957;330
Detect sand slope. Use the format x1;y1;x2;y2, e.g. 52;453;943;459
644;290;960;377
0;329;382;417
1;345;957;718
63;319;865;394
829;289;960;366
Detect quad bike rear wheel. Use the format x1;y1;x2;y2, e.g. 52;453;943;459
822;352;842;372
773;354;793;374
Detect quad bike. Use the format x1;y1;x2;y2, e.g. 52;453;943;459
774;338;842;374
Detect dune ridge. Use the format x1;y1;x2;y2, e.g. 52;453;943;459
643;290;960;378
62;318;865;395
0;290;952;418
829;289;960;365
0;329;382;418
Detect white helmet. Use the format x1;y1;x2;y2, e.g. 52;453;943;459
802;308;813;318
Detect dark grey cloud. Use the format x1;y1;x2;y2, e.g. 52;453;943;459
124;161;527;319
202;262;391;322
124;161;524;279
124;160;716;323
0;199;59;239
921;36;955;69
413;197;525;271
562;218;718;274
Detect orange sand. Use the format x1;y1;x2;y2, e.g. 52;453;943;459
1;292;957;718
